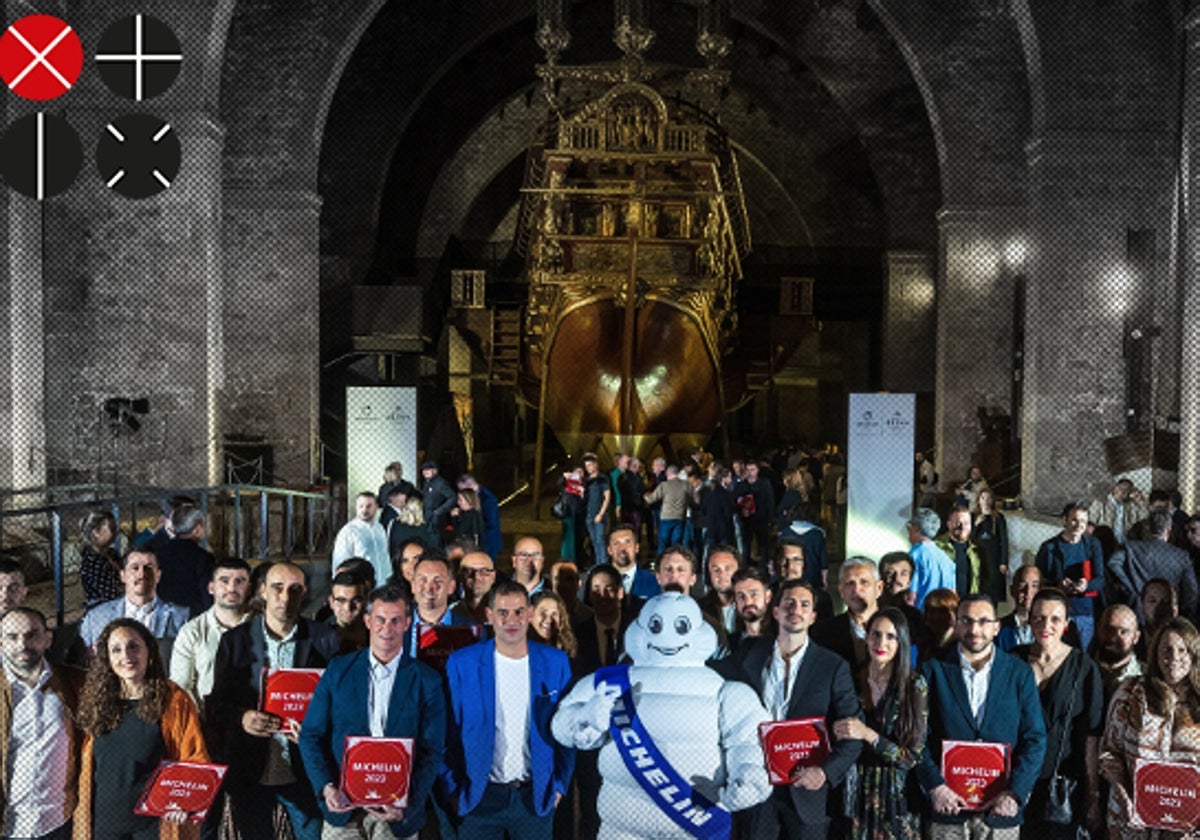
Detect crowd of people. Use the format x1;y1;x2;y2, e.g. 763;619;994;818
4;452;1200;840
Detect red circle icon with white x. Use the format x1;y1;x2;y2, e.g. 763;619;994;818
0;15;83;101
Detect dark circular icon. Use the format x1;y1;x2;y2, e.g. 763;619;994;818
0;112;82;199
0;15;84;101
96;113;181;199
95;14;181;101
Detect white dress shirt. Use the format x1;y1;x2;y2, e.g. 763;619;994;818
762;638;809;721
958;647;996;726
369;654;401;737
4;660;72;838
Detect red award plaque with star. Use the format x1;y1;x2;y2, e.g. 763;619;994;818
758;717;831;785
340;736;414;807
134;761;228;821
940;740;1010;810
1134;758;1200;830
260;667;323;725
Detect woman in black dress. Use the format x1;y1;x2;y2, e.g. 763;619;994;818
1015;589;1104;838
972;488;1010;606
75;619;209;840
833;607;928;839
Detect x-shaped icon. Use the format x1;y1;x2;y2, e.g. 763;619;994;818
0;15;83;101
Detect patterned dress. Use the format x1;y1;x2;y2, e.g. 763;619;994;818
849;674;929;840
1099;677;1200;839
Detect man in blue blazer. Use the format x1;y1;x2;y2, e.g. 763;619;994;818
299;582;446;839
917;593;1047;837
442;579;574;839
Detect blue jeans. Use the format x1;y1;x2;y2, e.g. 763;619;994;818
228;780;321;840
658;518;683;556
586;517;608;564
458;782;553;840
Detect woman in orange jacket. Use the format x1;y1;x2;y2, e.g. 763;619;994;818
74;618;209;840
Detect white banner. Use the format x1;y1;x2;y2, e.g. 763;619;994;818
346;387;417;520
846;393;915;561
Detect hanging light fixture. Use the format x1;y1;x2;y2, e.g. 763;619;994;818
696;0;732;68
613;0;655;61
536;0;571;65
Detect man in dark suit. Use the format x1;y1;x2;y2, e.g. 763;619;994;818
155;505;215;617
443;580;574;839
810;556;884;688
207;560;340;840
720;578;863;838
1108;508;1199;621
298;582;446;840
916;593;1047;838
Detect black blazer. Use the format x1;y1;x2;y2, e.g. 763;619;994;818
206;616;340;788
722;635;863;822
156;538;215;617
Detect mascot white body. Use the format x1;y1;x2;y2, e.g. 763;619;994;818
551;592;771;839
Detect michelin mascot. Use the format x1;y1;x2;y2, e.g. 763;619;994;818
552;592;771;838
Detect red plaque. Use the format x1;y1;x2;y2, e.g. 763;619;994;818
134;761;228;821
1134;759;1200;831
758;717;830;785
260;667;323;724
416;625;481;672
940;740;1010;810
340;736;414;807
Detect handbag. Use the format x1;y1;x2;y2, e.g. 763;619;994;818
1041;653;1084;826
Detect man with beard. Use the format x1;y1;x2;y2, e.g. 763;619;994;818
171;557;253;712
332;492;390;588
879;552;916;608
1093;604;1142;709
917;595;1046;837
0;607;84;840
321;570;368;653
606;526;659;600
811;557;883;684
729;567;773;648
699;546;740;634
934;508;991;599
419;461;457;547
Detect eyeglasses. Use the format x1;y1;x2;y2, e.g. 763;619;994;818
955;616;997;628
463;568;495;577
514;552;543;559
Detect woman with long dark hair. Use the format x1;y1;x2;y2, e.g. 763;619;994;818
832;607;928;839
1014;589;1103;838
1100;616;1200;839
79;510;123;609
528;590;579;659
74;618;209;840
973;488;1010;606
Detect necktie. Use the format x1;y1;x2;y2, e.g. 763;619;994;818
605;627;617;666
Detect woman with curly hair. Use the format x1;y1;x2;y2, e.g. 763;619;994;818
79;510;123;609
74;618;209;840
528;590;578;659
833;607;928;840
1100;616;1200;839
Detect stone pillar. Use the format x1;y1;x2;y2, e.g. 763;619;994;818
1023;129;1174;512
1178;6;1200;512
881;250;936;394
222;188;322;487
38;112;224;492
0;193;47;494
934;207;1024;492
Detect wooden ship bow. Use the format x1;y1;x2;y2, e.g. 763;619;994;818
517;0;749;459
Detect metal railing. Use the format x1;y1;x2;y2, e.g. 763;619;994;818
0;483;334;625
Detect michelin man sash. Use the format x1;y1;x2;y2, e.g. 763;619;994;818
595;664;732;839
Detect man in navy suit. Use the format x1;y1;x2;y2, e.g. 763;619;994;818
719;578;863;839
299;582;446;840
442;579;574;839
916;593;1047;838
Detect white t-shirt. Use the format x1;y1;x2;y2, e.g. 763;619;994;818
489;651;531;783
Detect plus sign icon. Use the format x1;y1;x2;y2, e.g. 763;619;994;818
95;14;182;101
0;15;84;101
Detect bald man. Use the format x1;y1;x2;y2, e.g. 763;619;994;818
511;536;548;595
